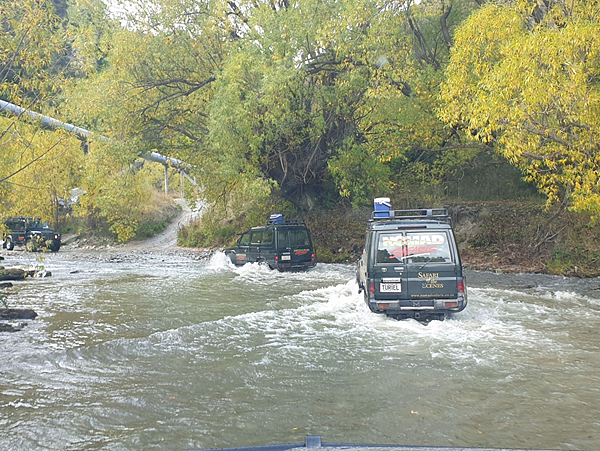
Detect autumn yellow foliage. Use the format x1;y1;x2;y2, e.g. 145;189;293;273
440;1;600;217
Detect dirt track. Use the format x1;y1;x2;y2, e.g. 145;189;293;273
51;198;211;263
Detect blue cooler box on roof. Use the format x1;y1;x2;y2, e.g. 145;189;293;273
269;213;283;224
374;197;392;218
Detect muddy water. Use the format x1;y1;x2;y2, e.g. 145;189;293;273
1;249;600;451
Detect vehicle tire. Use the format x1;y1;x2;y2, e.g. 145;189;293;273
364;291;379;313
49;241;61;252
6;238;14;251
257;258;270;269
224;251;236;264
356;272;363;294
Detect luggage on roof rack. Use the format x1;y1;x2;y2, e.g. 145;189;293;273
269;214;283;224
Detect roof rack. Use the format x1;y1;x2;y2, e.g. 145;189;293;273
266;214;307;227
264;219;307;226
371;208;451;224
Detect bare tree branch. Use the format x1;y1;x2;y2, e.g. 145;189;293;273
440;2;453;50
0;139;64;184
521;151;562;161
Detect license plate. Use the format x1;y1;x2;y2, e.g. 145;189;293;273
281;255;291;261
380;282;401;292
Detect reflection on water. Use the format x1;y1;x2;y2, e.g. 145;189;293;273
1;250;600;450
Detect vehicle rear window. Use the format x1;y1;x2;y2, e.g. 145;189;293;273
376;231;453;264
278;229;310;247
7;221;26;231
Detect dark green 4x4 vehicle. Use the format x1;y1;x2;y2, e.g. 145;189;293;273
2;217;61;252
225;214;316;271
357;198;467;321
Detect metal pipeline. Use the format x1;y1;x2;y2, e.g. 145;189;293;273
0;99;91;140
0;99;192;171
140;151;191;171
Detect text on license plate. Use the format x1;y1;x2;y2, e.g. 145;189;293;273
281;255;291;261
380;282;401;292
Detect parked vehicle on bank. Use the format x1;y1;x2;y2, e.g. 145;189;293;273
2;217;27;250
357;198;467;321
225;214;317;271
2;217;61;252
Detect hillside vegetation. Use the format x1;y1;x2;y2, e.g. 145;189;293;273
301;200;600;278
2;0;600;276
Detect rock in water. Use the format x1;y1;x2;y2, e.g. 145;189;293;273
0;308;37;320
0;268;26;281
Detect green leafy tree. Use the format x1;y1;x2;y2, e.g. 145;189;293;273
204;0;372;209
342;0;488;205
71;0;491;217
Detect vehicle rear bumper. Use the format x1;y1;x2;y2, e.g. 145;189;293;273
276;261;317;271
366;295;467;319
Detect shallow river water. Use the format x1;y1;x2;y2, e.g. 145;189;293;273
1;249;600;451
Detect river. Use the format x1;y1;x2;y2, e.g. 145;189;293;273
1;248;600;451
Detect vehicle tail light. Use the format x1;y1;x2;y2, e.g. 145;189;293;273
369;283;375;295
275;255;279;261
378;303;390;309
457;280;465;293
311;253;315;259
445;301;458;308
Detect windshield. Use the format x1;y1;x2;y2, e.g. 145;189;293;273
376;231;453;264
278;228;310;247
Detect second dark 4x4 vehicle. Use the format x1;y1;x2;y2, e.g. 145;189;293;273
2;217;61;252
225;214;316;271
357;198;467;321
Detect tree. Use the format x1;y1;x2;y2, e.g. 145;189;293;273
0;118;85;226
335;0;486;205
0;0;164;240
0;0;69;106
207;0;375;208
440;1;600;218
206;0;486;208
0;0;81;226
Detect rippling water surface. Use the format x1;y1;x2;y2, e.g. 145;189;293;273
1;250;600;451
